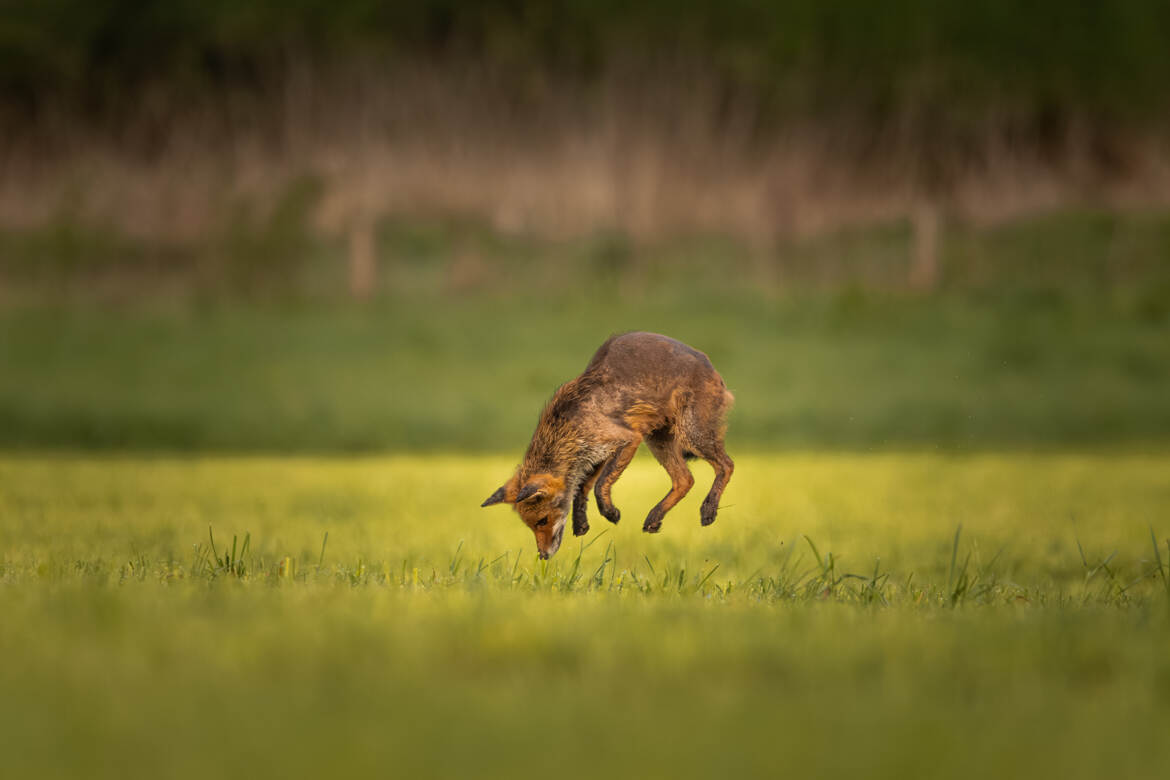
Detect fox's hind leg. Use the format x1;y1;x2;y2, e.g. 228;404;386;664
642;431;695;533
696;441;734;526
681;384;734;526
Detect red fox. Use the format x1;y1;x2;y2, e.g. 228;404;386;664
482;332;734;559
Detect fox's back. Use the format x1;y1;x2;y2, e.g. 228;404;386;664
583;332;725;400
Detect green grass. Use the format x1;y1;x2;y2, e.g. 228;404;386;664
1;289;1168;452
3;209;1169;452
2;452;1169;778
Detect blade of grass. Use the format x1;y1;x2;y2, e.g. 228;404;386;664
1151;526;1169;596
947;525;963;596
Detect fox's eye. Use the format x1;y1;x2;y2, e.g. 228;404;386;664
535;518;548;527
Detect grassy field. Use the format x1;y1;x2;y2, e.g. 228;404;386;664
3;210;1169;453
3;212;1169;777
6;7;1170;775
2;452;1168;778
2;287;1169;452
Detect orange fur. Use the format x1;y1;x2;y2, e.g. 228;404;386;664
482;332;735;559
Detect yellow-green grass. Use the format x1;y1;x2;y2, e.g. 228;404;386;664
2;452;1169;778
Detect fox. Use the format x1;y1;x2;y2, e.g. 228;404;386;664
482;332;734;559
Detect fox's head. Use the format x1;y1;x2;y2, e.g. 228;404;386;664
481;473;569;559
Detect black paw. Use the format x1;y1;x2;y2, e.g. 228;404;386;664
642;516;663;534
700;505;717;526
572;498;590;536
599;505;621;525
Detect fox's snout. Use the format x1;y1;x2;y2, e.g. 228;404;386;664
535;520;565;560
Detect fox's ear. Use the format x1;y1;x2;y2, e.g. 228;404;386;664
514;482;541;503
514;475;565;504
481;485;509;507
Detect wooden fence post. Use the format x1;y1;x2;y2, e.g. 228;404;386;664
348;218;376;300
910;202;940;291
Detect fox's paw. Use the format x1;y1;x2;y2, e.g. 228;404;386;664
599;505;621;525
572;518;590;537
642;516;663;534
700;498;719;527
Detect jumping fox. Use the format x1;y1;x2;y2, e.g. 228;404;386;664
482;332;734;559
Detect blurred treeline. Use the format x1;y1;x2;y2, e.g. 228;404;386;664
5;0;1170;126
2;1;1170;258
2;0;1170;299
2;1;1170;452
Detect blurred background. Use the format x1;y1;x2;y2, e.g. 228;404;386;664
1;0;1169;453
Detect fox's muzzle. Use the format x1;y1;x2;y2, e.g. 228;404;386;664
536;520;566;559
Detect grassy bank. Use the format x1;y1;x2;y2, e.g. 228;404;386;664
2;287;1168;452
2;453;1168;778
3;210;1169;453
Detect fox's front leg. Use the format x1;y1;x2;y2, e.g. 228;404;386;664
594;438;640;525
571;491;589;536
572;460;607;536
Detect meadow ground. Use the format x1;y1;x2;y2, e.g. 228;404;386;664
3;284;1169;453
2;452;1168;779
